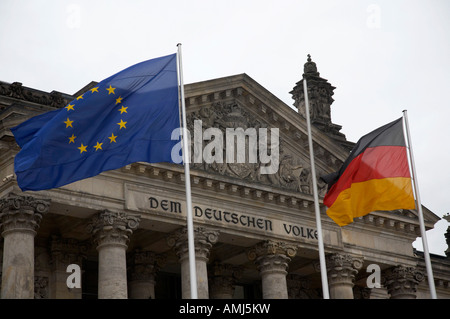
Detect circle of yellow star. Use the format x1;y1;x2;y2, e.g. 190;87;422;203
76;95;83;100
78;143;87;154
94;142;103;151
90;87;99;93
117;119;127;129
65;104;75;111
64;118;74;128
106;85;116;95
118;105;128;114
68;134;76;144
108;133;117;143
115;96;123;105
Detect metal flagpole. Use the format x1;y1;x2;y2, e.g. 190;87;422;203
402;110;437;299
177;43;198;299
303;77;330;299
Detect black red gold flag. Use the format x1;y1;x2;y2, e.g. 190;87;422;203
321;117;415;226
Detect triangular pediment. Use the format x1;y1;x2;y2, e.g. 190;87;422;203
182;73;348;197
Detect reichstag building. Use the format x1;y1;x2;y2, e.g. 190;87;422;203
0;57;449;299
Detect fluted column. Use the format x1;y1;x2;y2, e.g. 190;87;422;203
383;265;424;299
87;210;140;299
167;227;219;299
128;250;166;299
50;236;87;299
247;240;297;299
0;194;50;299
326;253;364;299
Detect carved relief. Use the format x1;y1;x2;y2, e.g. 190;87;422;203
186;101;316;194
0;81;70;108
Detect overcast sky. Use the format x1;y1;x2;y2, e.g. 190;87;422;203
1;0;449;256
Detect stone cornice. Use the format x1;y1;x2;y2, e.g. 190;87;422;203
121;161;434;239
347;209;436;238
0;81;72;109
122;161;319;221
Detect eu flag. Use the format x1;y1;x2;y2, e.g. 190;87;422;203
11;53;180;191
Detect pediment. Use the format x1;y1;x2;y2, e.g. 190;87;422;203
182;73;347;197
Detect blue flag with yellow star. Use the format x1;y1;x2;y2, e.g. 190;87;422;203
11;53;180;191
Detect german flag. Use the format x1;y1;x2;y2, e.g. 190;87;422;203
321;117;416;226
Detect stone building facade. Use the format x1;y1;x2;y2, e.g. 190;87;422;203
0;57;449;299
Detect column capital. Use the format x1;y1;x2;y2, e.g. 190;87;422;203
383;265;424;299
247;240;297;275
87;210;140;249
326;253;364;286
167;226;219;261
0;193;50;236
247;240;297;261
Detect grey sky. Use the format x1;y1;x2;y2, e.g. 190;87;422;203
1;0;449;255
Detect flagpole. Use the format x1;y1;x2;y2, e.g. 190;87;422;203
402;110;437;299
303;76;330;299
177;43;198;299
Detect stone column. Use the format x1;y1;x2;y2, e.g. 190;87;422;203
208;262;242;299
247;240;297;299
0;194;50;299
167;227;219;299
383;265;424;299
128;250;166;299
326;253;364;299
87;210;140;299
50;236;87;299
